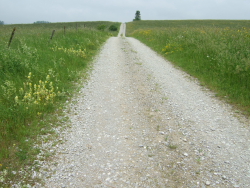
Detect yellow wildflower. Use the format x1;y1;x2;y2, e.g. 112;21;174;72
15;96;19;103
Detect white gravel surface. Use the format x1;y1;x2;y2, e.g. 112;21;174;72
38;23;250;187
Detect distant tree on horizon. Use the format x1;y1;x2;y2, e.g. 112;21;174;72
133;10;141;21
0;20;4;25
34;21;50;24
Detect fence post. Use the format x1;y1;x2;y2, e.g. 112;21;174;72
50;30;56;40
8;27;16;48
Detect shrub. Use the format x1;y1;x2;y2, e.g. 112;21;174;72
109;25;118;31
97;24;106;31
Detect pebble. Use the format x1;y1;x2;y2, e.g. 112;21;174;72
222;175;227;180
205;181;211;186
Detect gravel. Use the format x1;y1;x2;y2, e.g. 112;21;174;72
36;23;250;187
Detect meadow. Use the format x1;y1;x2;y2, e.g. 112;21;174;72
126;20;250;115
0;21;119;186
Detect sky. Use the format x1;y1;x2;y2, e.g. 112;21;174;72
0;0;250;24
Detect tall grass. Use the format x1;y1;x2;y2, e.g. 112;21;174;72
127;20;250;115
0;21;119;186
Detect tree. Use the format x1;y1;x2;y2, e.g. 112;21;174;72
133;10;141;21
34;21;50;24
0;21;4;25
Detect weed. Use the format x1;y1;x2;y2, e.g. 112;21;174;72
156;125;160;131
195;171;200;175
168;144;178;149
196;157;201;164
135;62;142;65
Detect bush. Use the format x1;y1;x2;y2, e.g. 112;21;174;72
109;25;118;31
97;24;106;31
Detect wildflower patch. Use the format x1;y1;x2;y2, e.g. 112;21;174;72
162;43;183;55
15;72;59;107
52;46;87;58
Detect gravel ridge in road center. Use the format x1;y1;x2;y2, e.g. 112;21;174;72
41;31;250;187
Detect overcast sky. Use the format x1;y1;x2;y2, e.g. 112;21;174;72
1;0;249;24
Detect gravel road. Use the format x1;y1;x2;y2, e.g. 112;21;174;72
40;23;250;187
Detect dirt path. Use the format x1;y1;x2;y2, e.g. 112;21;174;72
41;24;250;188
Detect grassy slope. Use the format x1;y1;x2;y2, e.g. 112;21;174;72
126;20;250;115
126;20;250;30
0;21;119;186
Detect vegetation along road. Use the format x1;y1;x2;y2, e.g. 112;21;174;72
37;23;250;187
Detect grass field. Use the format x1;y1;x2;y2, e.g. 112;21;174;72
0;21;119;186
1;19;250;186
126;20;250;115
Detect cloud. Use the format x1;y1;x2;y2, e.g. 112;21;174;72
0;0;249;24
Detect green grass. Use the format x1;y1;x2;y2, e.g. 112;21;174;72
127;20;250;115
168;144;178;150
0;21;119;186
